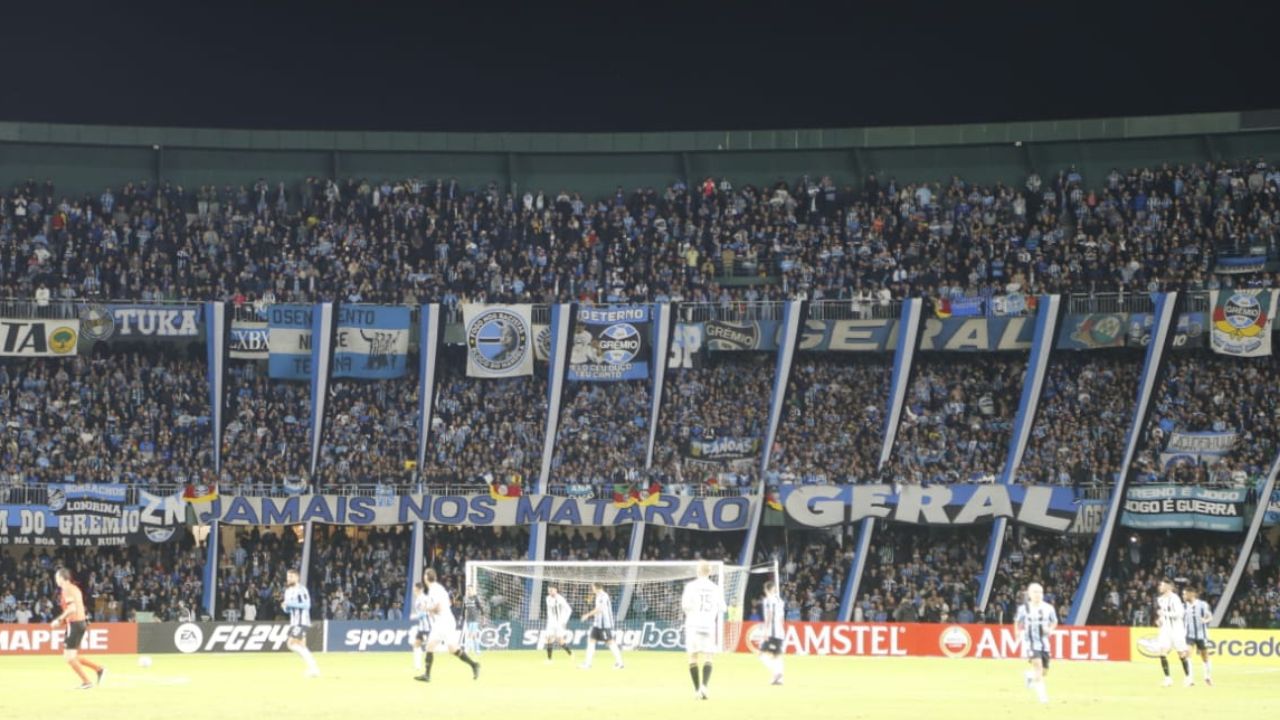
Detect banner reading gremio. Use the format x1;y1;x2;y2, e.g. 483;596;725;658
568;306;651;381
734;622;1129;661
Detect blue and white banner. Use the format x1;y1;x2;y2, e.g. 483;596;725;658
193;493;758;531
646;303;673;467
1215;256;1269;275
205;302;229;474
567;306;651;381
78;304;202;340
1120;485;1248;532
229;320;268;360
268;304;314;379
792;316;1035;353
332;306;410;379
416;304;442;472
309;302;339;477
268;305;409;380
0;485;185;546
464;304;535;378
781;484;1080;532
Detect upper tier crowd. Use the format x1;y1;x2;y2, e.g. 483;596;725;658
3;158;1279;311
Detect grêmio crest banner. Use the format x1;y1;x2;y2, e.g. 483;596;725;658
568;306;651;381
195;493;757;531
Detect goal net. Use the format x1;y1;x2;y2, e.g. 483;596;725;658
466;560;750;653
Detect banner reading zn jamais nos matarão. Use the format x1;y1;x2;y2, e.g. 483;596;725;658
196;493;757;531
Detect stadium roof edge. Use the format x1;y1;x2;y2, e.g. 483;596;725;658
0;110;1276;154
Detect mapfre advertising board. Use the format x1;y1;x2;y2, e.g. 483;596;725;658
0;622;137;655
735;622;1130;662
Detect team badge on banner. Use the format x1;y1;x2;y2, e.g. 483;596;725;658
463;304;534;377
567;306;651;381
1210;289;1276;357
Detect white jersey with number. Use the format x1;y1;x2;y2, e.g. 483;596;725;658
425;583;460;648
762;593;786;640
682;577;726;654
1157;592;1189;653
546;594;572;629
592;590;615;630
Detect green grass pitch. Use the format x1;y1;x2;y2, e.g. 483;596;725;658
1;652;1276;720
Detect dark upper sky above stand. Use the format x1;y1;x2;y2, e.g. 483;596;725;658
1;2;1275;133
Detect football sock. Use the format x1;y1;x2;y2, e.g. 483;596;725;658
701;662;712;687
563;646;573;656
1160;656;1170;677
609;643;623;665
1203;659;1212;678
584;641;596;666
424;652;434;678
546;646;554;660
455;650;478;669
413;648;424;671
1180;656;1190;677
689;663;701;690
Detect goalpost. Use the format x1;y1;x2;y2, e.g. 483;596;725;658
465;560;755;652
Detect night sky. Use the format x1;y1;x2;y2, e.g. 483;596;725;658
1;3;1275;132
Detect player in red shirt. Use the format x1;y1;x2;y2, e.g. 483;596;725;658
52;568;106;689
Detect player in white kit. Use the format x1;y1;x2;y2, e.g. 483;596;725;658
681;561;727;700
421;569;481;682
1154;578;1192;687
543;586;575;662
282;569;319;677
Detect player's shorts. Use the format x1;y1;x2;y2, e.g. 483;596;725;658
426;625;461;648
64;621;86;650
760;636;783;655
1158;630;1189;654
1025;649;1050;669
545;624;570;643
415;630;430;644
589;627;614;643
288;625;308;641
686;628;719;655
1188;638;1208;652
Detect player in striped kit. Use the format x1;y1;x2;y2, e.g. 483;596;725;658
1014;582;1057;704
410;582;433;680
682;561;727;700
757;580;786;686
579;582;624;670
282;569;320;677
1155;578;1192;687
1183;586;1213;686
544;586;574;662
463;586;486;658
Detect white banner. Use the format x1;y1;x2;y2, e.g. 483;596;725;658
0;319;79;356
463;304;535;378
1210;289;1276;357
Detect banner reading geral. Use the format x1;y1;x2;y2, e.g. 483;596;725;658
1210;289;1276;357
568;306;651;381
